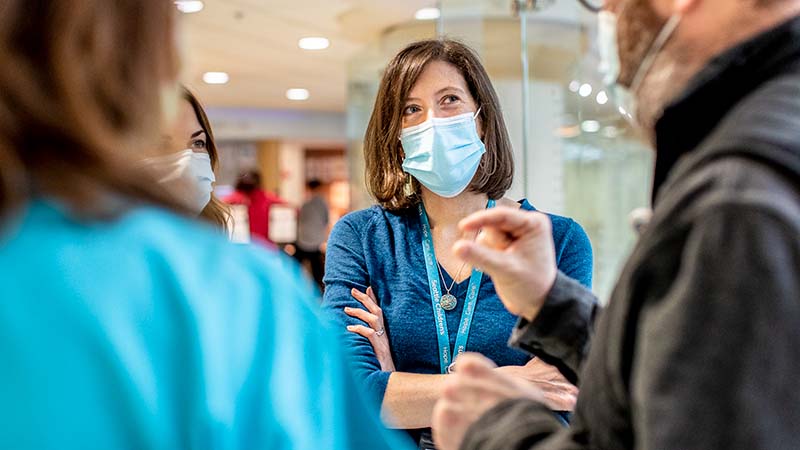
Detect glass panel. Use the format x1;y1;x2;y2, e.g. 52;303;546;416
552;15;653;303
345;0;652;302
440;0;653;302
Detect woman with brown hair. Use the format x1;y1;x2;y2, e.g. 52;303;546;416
0;2;409;449
322;39;593;447
144;86;230;230
184;87;231;229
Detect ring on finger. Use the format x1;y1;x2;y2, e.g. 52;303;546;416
375;327;385;337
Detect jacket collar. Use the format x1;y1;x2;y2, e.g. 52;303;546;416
652;15;800;204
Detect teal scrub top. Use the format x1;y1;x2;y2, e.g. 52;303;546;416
0;200;412;450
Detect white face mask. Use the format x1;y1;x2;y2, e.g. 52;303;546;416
145;149;215;214
597;9;682;125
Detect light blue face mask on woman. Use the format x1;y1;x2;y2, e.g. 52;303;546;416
400;109;485;198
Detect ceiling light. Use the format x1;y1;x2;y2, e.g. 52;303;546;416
286;88;310;101
298;37;330;50
202;72;229;85
596;91;609;105
581;120;601;133
174;1;204;13
568;80;581;92
578;83;593;98
415;7;441;20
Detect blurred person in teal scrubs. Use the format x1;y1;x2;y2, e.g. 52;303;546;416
0;1;410;449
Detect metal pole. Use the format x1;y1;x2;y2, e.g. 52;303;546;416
519;2;531;196
436;0;444;38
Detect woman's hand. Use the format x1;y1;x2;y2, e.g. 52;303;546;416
493;357;578;411
345;287;396;372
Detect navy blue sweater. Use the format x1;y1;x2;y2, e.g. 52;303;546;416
322;199;592;406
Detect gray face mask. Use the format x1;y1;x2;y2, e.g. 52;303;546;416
597;9;682;126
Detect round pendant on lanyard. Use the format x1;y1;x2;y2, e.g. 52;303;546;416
433;201;490;311
440;293;458;311
419;199;495;375
437;261;464;311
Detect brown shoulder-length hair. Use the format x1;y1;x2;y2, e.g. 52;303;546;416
364;39;515;211
182;87;231;231
0;0;186;223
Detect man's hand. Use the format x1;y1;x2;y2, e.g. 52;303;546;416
432;353;545;450
454;207;557;321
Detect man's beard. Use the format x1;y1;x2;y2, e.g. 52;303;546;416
616;0;666;88
616;0;696;141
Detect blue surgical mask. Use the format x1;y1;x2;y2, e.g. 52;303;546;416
400;110;485;198
597;10;681;125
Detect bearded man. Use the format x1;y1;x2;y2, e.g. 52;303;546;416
430;0;800;448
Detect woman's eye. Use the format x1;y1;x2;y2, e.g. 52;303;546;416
442;95;460;105
403;105;421;115
192;140;206;150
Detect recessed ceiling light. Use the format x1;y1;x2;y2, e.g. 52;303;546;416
578;83;593;98
298;37;330;50
202;72;229;85
174;1;204;14
415;7;441;20
568;80;581;92
286;88;310;101
596;91;609;105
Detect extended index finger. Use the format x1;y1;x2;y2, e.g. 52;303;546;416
458;208;549;239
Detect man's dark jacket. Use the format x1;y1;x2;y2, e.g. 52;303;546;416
463;16;800;450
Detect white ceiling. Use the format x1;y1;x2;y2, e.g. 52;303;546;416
179;0;436;112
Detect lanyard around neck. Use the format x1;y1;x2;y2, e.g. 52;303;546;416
418;199;496;374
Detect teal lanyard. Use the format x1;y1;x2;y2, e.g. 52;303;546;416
418;199;495;374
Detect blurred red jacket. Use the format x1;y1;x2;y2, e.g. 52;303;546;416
224;188;285;244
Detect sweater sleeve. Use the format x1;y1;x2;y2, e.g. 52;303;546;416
321;212;391;406
552;218;593;289
509;272;599;385
507;217;595;385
